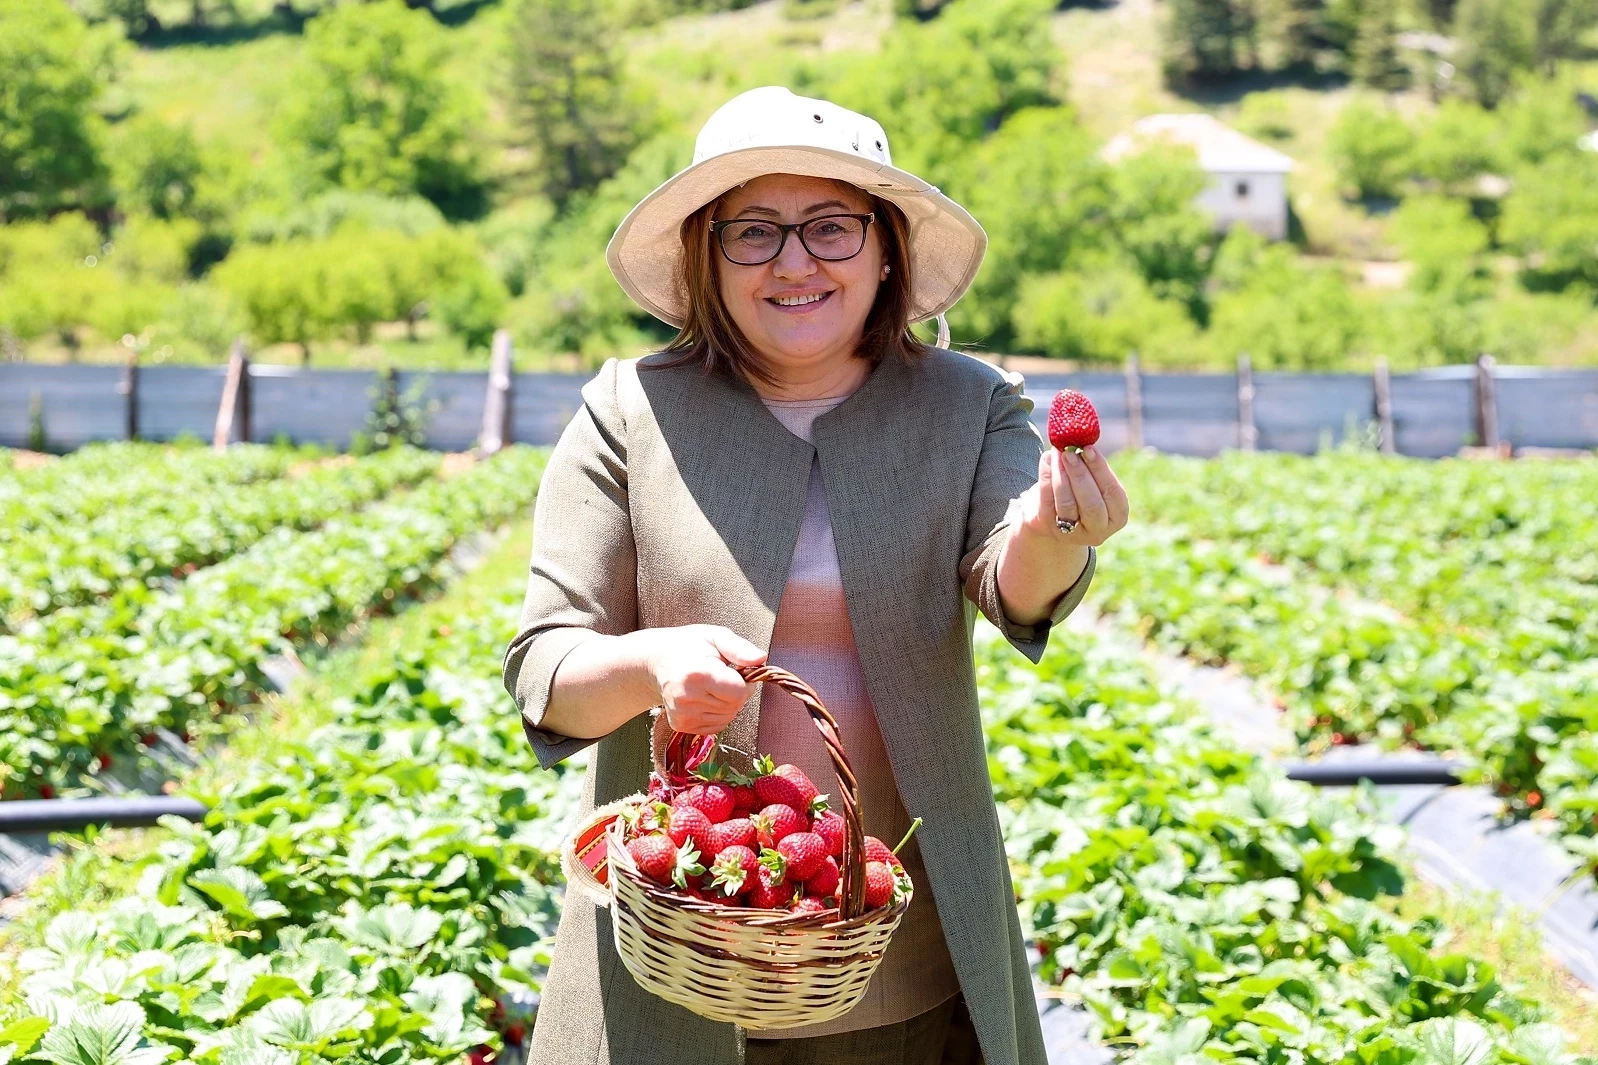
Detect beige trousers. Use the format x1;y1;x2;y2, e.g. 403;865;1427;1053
744;995;985;1065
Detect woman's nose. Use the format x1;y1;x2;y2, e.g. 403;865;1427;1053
770;229;818;280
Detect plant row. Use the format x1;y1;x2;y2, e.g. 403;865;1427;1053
0;443;307;544
1091;519;1598;876
2;601;1585;1065
0;578;576;1065
0;446;547;799
980;632;1592;1064
0;448;439;629
1113;451;1598;668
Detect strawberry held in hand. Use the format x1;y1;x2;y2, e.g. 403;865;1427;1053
1047;389;1100;451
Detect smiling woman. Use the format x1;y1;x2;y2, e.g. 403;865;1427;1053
503;85;1129;1065
662;175;917;394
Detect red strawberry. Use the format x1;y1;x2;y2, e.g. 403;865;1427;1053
863;861;896;909
38;784;54;800
705;816;756;859
626;834;678;884
812;810;846;858
667;806;713;855
790;895;832;916
773;765;819;810
674;783;735;824
753;804;806;849
710;845;758;896
776;831;827;881
863;835;902;869
1047;389;1100;451
748;863;794;909
752;755;810;810
627;833;703;888
731;784;760;815
805;856;840;899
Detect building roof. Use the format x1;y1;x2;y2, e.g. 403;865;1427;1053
1102;113;1295;174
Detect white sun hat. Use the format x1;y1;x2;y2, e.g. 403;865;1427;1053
605;86;987;331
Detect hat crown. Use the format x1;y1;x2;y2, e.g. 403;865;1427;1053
692;86;893;169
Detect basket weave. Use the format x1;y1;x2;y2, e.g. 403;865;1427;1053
602;663;911;1030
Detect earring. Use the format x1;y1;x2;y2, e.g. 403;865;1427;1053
881;265;891;278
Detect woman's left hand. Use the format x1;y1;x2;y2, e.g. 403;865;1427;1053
1015;445;1130;548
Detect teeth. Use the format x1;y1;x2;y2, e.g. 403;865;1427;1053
771;293;827;306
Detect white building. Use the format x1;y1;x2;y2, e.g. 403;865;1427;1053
1103;113;1295;241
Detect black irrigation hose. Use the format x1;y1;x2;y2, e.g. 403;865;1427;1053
1284;759;1466;787
0;796;208;834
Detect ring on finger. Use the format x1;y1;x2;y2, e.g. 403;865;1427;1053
1055;516;1078;534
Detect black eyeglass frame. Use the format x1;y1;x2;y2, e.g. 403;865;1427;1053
708;212;876;266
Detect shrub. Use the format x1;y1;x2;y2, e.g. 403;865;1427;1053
1328;97;1415;199
1013;256;1199;365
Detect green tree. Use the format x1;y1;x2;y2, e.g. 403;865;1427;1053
1203;245;1364;368
1405;98;1503;186
1162;0;1255;84
1106;145;1214;315
0;0;109;220
1496;70;1590;168
1353;2;1409;89
824;0;1061;182
1388;195;1491;295
276;0;485;217
1531;0;1598;67
1328;97;1415;198
111;115;207;220
1255;0;1328;70
505;0;651;206
1452;0;1535;107
1500;152;1598;287
942;108;1114;348
1013;253;1198;365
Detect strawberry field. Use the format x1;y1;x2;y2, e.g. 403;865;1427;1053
0;443;1595;1062
1099;452;1598;878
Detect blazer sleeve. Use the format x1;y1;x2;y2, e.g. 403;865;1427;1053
957;372;1096;664
502;358;638;770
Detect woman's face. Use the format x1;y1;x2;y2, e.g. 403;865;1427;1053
713;173;885;378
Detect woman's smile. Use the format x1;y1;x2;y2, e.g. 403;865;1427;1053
766;290;835;310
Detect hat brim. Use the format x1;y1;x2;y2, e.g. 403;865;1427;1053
605;146;987;328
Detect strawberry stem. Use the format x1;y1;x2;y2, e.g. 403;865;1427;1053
893;817;922;855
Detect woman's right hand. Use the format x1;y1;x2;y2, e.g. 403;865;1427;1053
642;625;766;735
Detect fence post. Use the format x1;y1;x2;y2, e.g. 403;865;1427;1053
1373;357;1396;454
1237;352;1257;451
1474;353;1500;452
213;337;248;451
119;352;139;441
479;328;514;455
1124;352;1144;451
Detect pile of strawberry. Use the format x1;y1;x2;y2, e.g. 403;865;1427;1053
619;754;913;916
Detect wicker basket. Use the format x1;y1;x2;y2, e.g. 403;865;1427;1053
592;663;911;1030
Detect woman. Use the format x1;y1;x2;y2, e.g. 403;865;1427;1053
503;86;1129;1065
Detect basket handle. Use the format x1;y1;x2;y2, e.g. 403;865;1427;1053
653;663;869;920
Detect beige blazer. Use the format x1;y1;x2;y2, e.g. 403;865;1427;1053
503;348;1095;1065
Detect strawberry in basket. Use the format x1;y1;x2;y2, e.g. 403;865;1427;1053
615;753;918;915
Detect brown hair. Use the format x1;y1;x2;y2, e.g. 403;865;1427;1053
653;184;928;386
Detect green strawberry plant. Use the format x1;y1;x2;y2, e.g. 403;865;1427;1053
1096;452;1598;880
979;631;1593;1064
0;448;439;629
0;447;548;799
0;583;577;1065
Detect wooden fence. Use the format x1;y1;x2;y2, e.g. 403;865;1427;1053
4;344;1596;458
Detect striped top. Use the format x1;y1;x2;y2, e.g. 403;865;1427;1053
751;393;962;1038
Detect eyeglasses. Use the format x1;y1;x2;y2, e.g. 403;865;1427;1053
710;213;875;266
